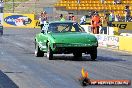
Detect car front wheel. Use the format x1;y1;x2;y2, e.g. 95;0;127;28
35;42;44;57
90;48;97;60
47;44;53;60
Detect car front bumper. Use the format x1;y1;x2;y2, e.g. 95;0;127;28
54;42;98;48
52;43;98;54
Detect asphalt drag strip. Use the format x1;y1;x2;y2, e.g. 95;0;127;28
0;28;132;88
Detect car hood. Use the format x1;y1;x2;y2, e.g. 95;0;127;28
50;32;97;43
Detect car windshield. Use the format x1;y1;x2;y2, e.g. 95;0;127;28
48;22;86;33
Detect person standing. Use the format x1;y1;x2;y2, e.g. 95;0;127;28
100;14;108;34
108;11;115;27
80;15;86;25
117;0;121;4
101;0;105;4
60;14;65;21
115;14;120;21
39;11;48;30
43;11;48;20
124;5;131;22
67;13;73;20
71;16;76;21
66;13;76;21
39;12;44;30
91;12;101;34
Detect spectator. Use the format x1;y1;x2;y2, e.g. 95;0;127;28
60;14;65;21
113;0;116;4
100;14;108;34
91;12;101;34
117;0;121;4
108;11;115;27
115;14;120;21
101;0;105;4
124;5;131;22
39;12;46;30
42;11;48;21
110;11;115;21
71;16;76;21
39;11;48;30
67;13;73;20
80;15;86;25
114;0;121;4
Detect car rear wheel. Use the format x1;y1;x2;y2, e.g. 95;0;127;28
35;42;44;57
90;48;97;60
47;44;53;60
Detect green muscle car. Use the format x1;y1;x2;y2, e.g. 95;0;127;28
35;21;98;60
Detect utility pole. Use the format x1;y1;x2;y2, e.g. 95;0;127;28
12;0;14;13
